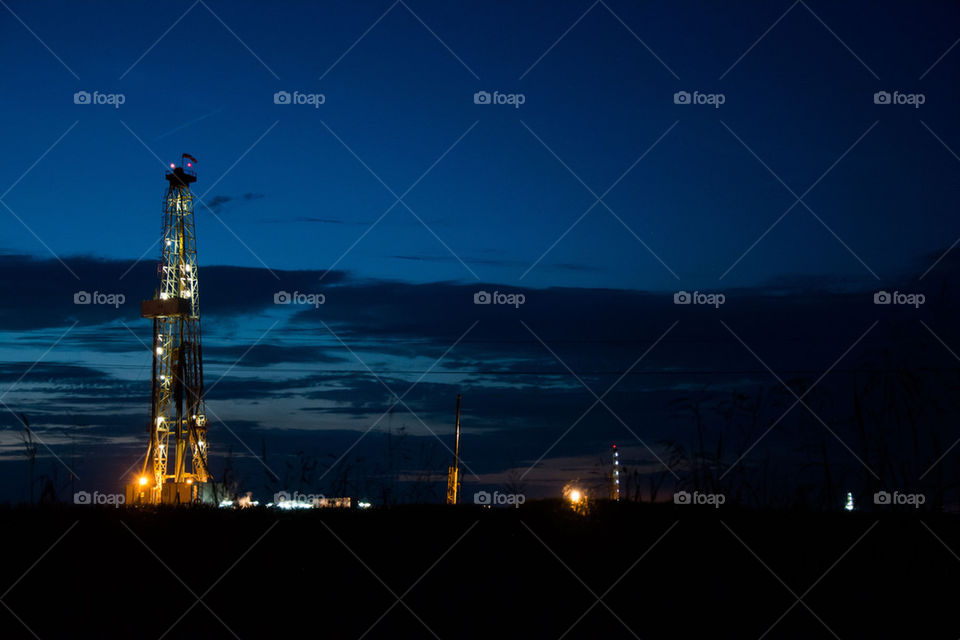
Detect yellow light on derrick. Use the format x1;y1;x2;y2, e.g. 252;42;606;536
138;475;148;486
569;490;581;503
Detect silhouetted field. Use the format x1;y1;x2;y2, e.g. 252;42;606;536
0;502;952;639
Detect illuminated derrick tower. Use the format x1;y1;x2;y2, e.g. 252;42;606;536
610;444;620;501
129;154;209;504
446;394;462;505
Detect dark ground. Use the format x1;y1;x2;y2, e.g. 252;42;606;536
0;501;952;639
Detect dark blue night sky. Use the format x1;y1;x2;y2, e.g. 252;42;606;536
1;0;959;506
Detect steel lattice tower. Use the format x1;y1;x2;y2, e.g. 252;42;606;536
610;444;620;501
130;154;209;504
446;394;462;505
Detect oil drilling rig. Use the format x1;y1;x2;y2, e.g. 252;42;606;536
126;154;211;504
610;444;620;501
446;394;462;505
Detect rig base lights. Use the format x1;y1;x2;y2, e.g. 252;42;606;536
276;499;313;510
125;474;154;505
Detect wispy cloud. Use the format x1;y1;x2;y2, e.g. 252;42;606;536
204;192;265;214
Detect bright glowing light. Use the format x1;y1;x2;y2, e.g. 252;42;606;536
160;292;169;299
276;500;313;510
844;492;854;511
156;347;162;355
563;483;588;513
358;501;372;509
138;475;148;486
187;163;192;167
170;163;175;168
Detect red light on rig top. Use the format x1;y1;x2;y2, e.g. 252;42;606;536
187;163;192;167
169;163;175;168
